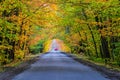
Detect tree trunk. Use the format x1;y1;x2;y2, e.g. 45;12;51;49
95;16;110;62
82;8;98;57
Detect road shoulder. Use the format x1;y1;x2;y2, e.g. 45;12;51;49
0;56;39;80
63;53;120;80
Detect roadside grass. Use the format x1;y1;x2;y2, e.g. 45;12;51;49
73;53;120;72
0;53;41;73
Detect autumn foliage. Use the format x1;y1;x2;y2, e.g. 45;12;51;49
0;0;54;65
0;0;120;68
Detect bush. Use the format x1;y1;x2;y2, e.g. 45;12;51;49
15;50;24;60
29;40;44;54
89;57;104;63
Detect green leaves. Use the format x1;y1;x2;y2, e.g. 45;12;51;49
54;0;120;66
0;0;120;67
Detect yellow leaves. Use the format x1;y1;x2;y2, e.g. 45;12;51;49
45;5;58;19
43;40;52;52
117;18;120;21
29;35;45;46
96;0;109;2
69;33;80;45
99;27;113;37
84;0;91;3
43;3;58;11
22;21;30;31
19;35;28;44
89;21;98;25
50;4;58;11
75;19;102;26
17;13;23;24
60;42;71;53
43;39;71;53
0;45;12;50
27;0;43;8
0;27;2;31
117;29;120;33
112;28;120;36
15;50;24;59
6;12;23;26
54;39;71;53
75;19;86;24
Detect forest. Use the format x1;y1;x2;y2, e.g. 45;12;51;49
0;0;120;68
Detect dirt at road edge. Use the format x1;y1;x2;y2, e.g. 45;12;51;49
0;56;39;80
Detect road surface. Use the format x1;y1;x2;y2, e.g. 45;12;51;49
12;52;110;80
12;40;110;80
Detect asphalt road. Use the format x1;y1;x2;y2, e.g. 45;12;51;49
12;40;110;80
12;52;110;80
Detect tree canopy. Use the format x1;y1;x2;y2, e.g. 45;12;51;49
0;0;120;67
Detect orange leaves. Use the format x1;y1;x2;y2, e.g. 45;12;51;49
84;0;91;3
27;0;44;8
50;4;58;11
98;27;114;37
19;35;28;44
55;39;71;52
43;40;52;52
68;33;80;46
22;20;30;31
29;36;41;45
59;41;71;53
43;39;71;52
96;0;109;2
